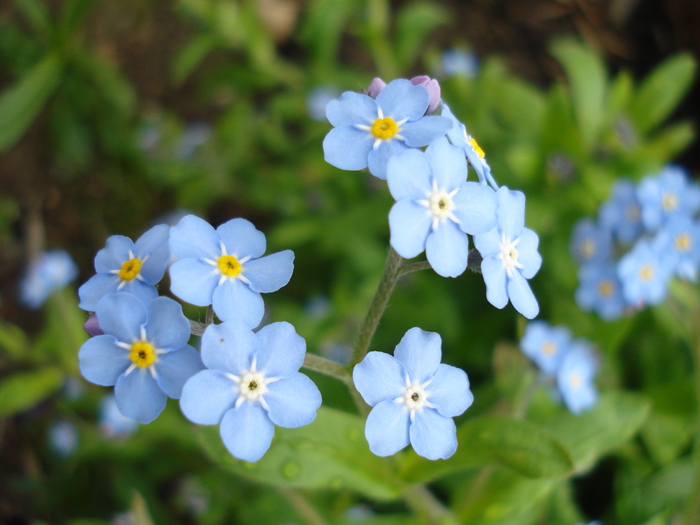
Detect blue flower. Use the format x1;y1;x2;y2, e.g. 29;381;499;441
169;215;294;328
441;49;479;78
598;179;643;245
78;224;171;312
575;261;626;321
20;250;78;309
617;239;672;307
473;187;542;319
570;218;612;265
653;215;700;282
99;394;139;438
441;104;498;190
307;86;340;122
353;327;473;460
367;76;442;114
520;321;572;377
556;341;599;415
179;320;322;462
323;79;452;179
637;165;700;232
78;293;204;423
387;137;498;277
48;420;78;456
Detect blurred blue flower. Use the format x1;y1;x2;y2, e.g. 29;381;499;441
575;260;626;321
441;49;479;78
473;187;542;319
637;165;700;232
48;420;78;456
323;79;452;179
78;293;204;423
387;137;497;277
653;215;700;282
570;218;612;265
556;341;599;415
598;179;643;245
169;215;294;328
617;239;672;307
180;320;321;462
99;394;139;438
19;250;78;309
307;86;340;122
353;327;473;460
177;122;212;159
78;224;170;312
520;321;572;376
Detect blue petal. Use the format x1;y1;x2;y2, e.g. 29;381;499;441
200;321;256;374
481;256;508;309
400;116;453;148
180;369;238;424
220;403;274;462
389;200;431;259
353;351;405;407
266;373;321;428
394;327;442;383
386;149;432;201
212;279;264;327
507;271;539;319
473;227;500;258
323;126;373;171
155;345;205;399
115;369;167;424
425;222;469;278
409;408;458;460
94;235;134;273
496;187;525;239
217;218;266;259
245;250;294;293
95;293;147;343
365;399;410;457
146;297;190;351
169;215;220;260
427;364;473;418
78;335;130;386
375;79;427;121
78;273;120;311
119;279;160;307
255;322;305;378
326;91;377;128
424;137;467;190
368;139;408;180
516;228;542;279
169;258;219;306
134;224;170;284
453;182;498;235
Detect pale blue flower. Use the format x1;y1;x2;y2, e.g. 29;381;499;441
575;261;626;321
353;327;473;460
473;187;542;319
20;250;78;309
99;394;139;438
520;321;572;377
617;239;672;307
49;420;78;456
637;165;700;232
367;76;442;114
78;224;170;312
323;79;452;179
78;293;204;424
556;341;599;415
441;49;479;78
307;86;340;122
387;137;498;277
653;215;700;282
180;320;322;462
599;179;643;244
570;218;612;265
169;215;294;328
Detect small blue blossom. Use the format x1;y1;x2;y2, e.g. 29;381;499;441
473;186;542;319
387;137;498;277
20;250;78;309
617;239;672;307
307;86;340;122
48;420;78;456
179;320;322;462
78;293;205;423
367;76;442;114
653;215;700;282
637;165;700;232
575;260;626;321
520;321;572;377
570;218;612;265
169;215;294;328
441;49;479;78
556;341;599;415
323;79;452;179
99;394;139;438
353;327;473;460
78;224;171;312
598;179;643;245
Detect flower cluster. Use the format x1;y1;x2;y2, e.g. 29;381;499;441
520;321;599;414
20;249;78;309
572;165;700;320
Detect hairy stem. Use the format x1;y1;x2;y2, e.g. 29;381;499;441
302;354;352;384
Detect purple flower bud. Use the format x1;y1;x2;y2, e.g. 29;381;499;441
366;77;387;98
366;76;441;114
83;313;104;337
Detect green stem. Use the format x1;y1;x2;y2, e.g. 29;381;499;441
402;484;459;525
302;354;352;384
277;486;329;525
685;330;700;525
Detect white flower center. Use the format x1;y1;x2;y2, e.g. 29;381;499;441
394;375;437;422
498;233;524;278
418;180;460;231
227;357;279;410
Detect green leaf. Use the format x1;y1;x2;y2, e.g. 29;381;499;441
631;53;696;133
173;34;219;85
11;0;51;37
0;366;64;417
34;288;87;371
550;39;607;148
394;2;448;70
0;53;63;152
0;320;30;360
399;417;574;483
58;0;96;35
196;406;405;500
300;0;357;69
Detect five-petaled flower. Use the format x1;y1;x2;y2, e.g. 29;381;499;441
353;327;473;460
179;320;322;462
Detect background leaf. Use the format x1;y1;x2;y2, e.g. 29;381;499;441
0;366;64;417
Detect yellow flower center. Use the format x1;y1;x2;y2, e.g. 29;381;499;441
371;117;399;140
130;342;156;368
119;258;142;281
580;239;596;260
570;371;582;390
675;233;691;252
218;255;242;277
662;192;678;212
541;341;557;356
597;280;615;297
468;137;485;158
639;264;654;283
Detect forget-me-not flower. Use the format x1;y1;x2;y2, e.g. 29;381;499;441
179;320;322;462
441;49;479;78
99;394;139;438
78;224;170;312
617;238;672;307
20;250;79;309
653;215;700;282
637;165;700;232
387;137;497;277
367;76;442;114
353;327;473;460
323;79;452;179
570;218;612;266
598;179;643;244
169;215;294;328
556;341;599;415
473;186;542;319
520;321;572;377
575;261;626;321
78;293;204;423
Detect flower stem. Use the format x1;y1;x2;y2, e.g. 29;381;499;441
302;354;352;385
402;484;459;525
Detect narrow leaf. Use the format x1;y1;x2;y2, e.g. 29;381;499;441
0;367;64;417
